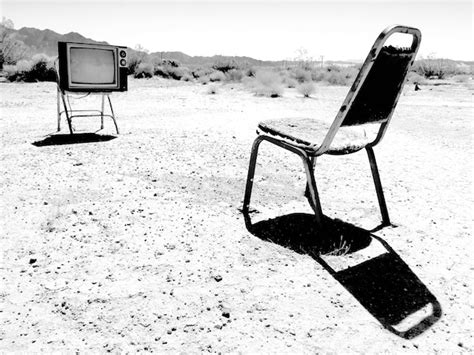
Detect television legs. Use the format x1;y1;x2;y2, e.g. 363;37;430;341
107;94;119;134
101;94;105;130
57;88;74;134
56;89;119;135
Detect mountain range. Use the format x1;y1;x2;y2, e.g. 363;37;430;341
3;25;361;67
5;25;473;68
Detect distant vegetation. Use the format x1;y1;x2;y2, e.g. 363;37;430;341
1;18;472;95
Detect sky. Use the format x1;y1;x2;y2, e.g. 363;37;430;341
1;0;473;61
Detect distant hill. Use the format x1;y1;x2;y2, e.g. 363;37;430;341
3;25;472;69
148;51;279;67
1;25;293;67
6;26;108;57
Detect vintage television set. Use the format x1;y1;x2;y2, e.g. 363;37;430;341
56;41;128;134
58;41;128;92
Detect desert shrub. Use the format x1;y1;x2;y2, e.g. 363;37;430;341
451;74;471;83
226;69;243;82
197;75;210;85
26;54;56;82
244;67;256;77
192;67;214;79
293;67;312;83
14;59;32;72
207;85;218;94
252;70;284;98
212;59;238;73
127;51;143;75
297;82;316;97
325;70;354;86
134;62;154;78
6;54;56;82
167;67;188;80
180;73;194;82
310;68;326;82
3;63;22;80
153;63;190;80
283;76;298;88
310;66;357;86
162;59;180;68
154;65;170;78
406;71;426;85
414;58;458;79
209;71;226;82
0;22;28;69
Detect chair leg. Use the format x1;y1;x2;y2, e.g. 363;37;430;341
57;88;61;132
304;156;315;199
242;136;265;214
366;146;391;226
301;155;324;227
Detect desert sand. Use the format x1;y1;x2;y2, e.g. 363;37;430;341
0;77;472;353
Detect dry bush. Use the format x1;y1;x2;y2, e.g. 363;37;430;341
251;70;284;98
244;67;256;77
197;75;210;85
6;54;56;82
297;81;316;97
406;71;427;85
311;66;357;86
209;71;226;82
192;67;214;79
411;56;471;80
293;67;312;83
212;59;239;73
452;74;471;83
134;62;154;78
154;64;190;80
0;23;28;68
127;51;147;76
167;67;189;80
283;76;298;88
180;73;194;82
226;69;244;82
207;85;218;94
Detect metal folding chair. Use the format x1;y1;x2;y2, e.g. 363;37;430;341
242;25;422;228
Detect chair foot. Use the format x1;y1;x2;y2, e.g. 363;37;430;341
242;136;265;214
301;155;324;227
366;146;391;226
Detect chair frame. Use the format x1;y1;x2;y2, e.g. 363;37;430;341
242;25;422;228
55;60;120;135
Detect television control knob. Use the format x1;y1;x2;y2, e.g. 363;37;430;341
119;50;127;58
120;59;127;66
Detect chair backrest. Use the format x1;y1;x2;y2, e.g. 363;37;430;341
318;25;421;154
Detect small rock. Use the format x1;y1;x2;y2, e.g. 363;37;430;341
214;275;222;282
29;258;37;265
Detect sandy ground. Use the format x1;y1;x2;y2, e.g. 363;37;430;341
0;77;472;353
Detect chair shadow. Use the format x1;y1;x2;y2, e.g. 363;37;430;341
32;133;117;147
243;212;442;339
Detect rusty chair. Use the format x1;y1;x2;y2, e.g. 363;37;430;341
242;25;422;228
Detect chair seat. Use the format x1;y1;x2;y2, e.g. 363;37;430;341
258;117;378;155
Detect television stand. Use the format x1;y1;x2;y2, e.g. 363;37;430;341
57;88;120;135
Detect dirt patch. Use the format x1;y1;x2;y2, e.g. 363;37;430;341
0;78;472;352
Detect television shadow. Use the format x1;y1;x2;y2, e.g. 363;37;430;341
243;212;442;339
32;133;117;147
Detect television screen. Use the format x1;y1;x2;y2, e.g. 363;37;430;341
70;47;116;85
58;41;128;92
